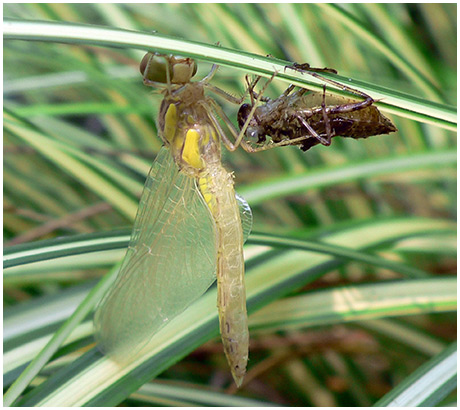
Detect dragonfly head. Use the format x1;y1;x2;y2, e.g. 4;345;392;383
140;52;198;85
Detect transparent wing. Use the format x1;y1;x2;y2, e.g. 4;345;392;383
94;147;217;360
236;192;252;243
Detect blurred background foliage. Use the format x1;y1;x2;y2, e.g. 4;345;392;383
3;3;456;407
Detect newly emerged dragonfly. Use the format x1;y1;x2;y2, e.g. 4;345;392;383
237;63;397;152
94;53;256;387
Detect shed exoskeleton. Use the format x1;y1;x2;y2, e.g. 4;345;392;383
237;63;397;152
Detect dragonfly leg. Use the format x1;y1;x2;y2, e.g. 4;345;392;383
235;134;322;153
205;83;248;106
288;62;338;75
202;98;254;153
297;92;373;120
245;75;274;104
208;73;270;109
202;62;258;106
321;84;334;145
204;98;281;154
245;75;259;106
236;72;278;152
202;63;219;83
206;72;277;152
201;99;239;152
295;113;331;146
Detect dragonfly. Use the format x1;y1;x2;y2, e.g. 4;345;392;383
237;62;397;152
94;53;257;387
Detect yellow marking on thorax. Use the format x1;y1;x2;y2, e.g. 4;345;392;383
182;129;205;169
164;104;177;145
164;104;206;170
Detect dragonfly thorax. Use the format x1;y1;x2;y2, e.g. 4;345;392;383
158;87;221;177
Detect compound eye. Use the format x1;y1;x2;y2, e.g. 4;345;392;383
140;53;197;84
140;52;172;83
139;53;150;75
170;57;197;83
191;60;198;77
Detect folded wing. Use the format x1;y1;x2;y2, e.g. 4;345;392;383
94;147;217;361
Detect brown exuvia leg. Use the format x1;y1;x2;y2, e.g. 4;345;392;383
287;62;375;115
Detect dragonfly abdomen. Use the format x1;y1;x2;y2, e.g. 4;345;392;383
199;166;248;387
